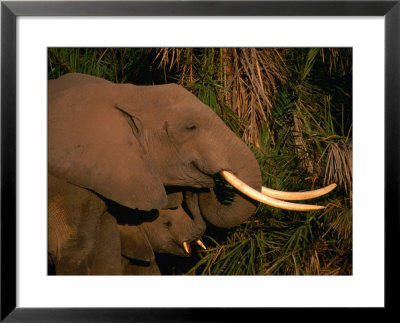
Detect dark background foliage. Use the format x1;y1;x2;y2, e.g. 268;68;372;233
48;48;352;275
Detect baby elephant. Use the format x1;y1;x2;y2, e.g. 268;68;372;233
48;174;207;275
118;194;207;275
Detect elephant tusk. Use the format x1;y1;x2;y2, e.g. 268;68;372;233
220;170;325;212
196;239;207;250
183;241;191;254
261;183;337;201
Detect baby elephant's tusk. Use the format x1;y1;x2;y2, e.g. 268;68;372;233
261;183;337;201
196;239;207;250
220;170;326;212
183;241;191;254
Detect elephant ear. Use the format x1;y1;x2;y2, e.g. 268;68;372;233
118;224;155;263
49;83;168;211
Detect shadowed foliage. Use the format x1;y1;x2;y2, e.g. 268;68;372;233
48;47;352;275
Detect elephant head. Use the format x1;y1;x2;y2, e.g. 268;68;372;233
118;192;208;275
118;191;206;261
49;73;335;230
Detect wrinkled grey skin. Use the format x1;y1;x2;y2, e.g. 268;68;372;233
49;73;262;229
48;175;206;275
48;174;121;275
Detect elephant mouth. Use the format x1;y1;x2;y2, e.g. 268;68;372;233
188;162;215;188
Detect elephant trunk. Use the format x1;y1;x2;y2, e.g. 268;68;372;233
197;126;334;228
198;137;262;228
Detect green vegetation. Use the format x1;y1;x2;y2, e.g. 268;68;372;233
48;48;352;275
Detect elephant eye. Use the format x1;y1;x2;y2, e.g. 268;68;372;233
164;220;172;228
186;124;197;131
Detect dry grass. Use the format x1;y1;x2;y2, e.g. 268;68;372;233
223;48;287;147
292;109;315;175
155;48;195;83
320;48;352;75
322;199;352;241
323;141;353;200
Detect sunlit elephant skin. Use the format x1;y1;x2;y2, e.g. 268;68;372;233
48;174;207;275
48;174;122;275
49;73;262;229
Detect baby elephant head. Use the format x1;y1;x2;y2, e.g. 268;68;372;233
118;192;207;274
143;194;206;257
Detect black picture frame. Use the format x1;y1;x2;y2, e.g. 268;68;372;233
1;1;398;321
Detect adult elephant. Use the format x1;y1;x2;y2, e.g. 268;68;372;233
49;73;330;231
